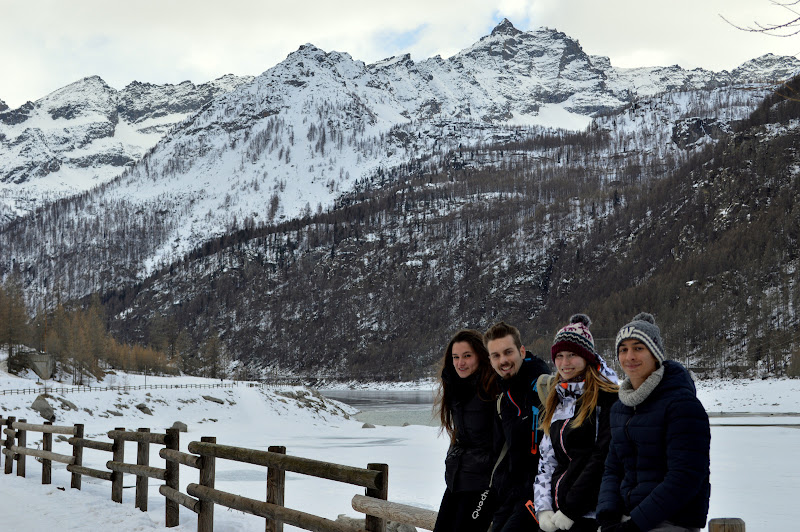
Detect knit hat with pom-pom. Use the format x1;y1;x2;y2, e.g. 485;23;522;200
551;314;598;366
615;312;666;366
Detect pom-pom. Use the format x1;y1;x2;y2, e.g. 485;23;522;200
633;312;655;324
569;313;591;327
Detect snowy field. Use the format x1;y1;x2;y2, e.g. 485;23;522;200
0;358;798;531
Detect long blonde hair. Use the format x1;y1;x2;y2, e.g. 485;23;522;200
541;364;618;435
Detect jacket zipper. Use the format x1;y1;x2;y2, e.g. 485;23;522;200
624;406;636;503
554;420;572;509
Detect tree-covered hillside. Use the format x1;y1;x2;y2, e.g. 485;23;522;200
96;81;800;380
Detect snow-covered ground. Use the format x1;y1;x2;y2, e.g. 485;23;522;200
0;358;797;531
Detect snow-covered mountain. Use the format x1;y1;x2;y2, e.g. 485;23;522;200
0;74;254;221
2;20;798;228
2;19;799;301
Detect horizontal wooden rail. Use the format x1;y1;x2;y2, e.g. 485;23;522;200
12;422;77;435
160;485;201;514
0;382;252;396
3;428;16;437
160;447;201;469
67;464;113;481
107;430;167;445
187;483;368;532
188;441;383;490
69;437;113;452
10;445;74;465
106;460;167;481
352;495;437;531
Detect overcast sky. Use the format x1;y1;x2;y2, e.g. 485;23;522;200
2;0;799;109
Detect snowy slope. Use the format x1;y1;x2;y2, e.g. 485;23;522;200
0;360;798;532
0;74;254;222
0;358;445;531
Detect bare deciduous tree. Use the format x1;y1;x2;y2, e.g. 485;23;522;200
721;0;800;36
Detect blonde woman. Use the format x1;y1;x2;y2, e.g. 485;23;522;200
534;314;619;532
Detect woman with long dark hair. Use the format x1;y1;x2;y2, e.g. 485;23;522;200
433;329;499;532
534;314;619;532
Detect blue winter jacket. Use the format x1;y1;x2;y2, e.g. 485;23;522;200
597;360;710;531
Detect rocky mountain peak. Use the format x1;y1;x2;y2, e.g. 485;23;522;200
279;44;332;74
289;43;324;61
41;75;117;121
54;75;114;97
0;99;7;113
730;53;800;81
491;18;520;36
372;53;414;70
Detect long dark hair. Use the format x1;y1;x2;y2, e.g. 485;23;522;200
435;329;499;442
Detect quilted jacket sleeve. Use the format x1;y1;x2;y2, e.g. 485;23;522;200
533;433;557;512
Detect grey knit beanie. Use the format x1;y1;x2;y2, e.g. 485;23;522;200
615;312;666;365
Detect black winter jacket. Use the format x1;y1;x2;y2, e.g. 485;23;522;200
492;356;551;502
543;389;617;520
441;368;497;492
597;361;710;531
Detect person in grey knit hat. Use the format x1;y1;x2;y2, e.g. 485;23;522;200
615;312;665;368
596;313;710;532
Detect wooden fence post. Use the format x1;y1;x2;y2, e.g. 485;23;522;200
266;445;286;532
365;463;389;532
16;418;26;478
165;428;180;527
71;423;84;489
42;421;53;484
136;428;150;511
709;518;746;532
4;416;15;474
198;436;216;532
111;427;125;503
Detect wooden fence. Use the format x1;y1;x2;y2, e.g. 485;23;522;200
0;415;746;532
0;380;305;396
0;415;422;531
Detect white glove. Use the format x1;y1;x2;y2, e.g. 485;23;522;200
537;510;557;532
552;510;575;530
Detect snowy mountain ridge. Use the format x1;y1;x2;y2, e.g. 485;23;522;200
0;74;254;222
2;20;798;226
100;18;799;267
1;19;799;301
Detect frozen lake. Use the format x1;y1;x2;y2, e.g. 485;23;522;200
2;369;800;531
319;389;438;427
